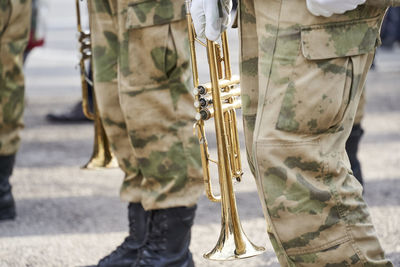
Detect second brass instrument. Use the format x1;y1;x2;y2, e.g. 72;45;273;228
76;0;117;169
185;1;265;261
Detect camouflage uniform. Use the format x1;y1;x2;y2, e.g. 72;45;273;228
0;0;31;156
88;0;203;210
354;89;366;125
239;0;393;266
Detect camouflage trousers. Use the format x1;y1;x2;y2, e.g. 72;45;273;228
88;0;203;210
0;0;31;155
239;0;392;266
354;89;366;125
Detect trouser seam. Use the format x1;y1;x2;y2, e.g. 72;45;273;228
330;174;367;265
286;235;350;256
251;0;292;264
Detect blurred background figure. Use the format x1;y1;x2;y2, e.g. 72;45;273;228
0;0;32;221
345;7;400;189
45;67;93;123
346;91;366;187
24;0;48;62
44;0;91;123
381;7;400;50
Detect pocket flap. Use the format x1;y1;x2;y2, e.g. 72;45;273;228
300;17;381;60
126;0;185;29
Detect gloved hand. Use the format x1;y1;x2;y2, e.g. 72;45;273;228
190;0;232;41
306;0;366;17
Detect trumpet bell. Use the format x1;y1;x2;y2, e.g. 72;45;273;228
82;140;118;169
204;224;265;261
76;0;117;170
83;154;118;169
82;111;118;169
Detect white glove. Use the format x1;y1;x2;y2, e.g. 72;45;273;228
306;0;366;17
190;0;232;41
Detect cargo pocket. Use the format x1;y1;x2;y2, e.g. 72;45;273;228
124;0;186;89
275;16;380;134
126;0;185;29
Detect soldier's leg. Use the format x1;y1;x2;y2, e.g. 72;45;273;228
0;0;31;221
89;0;143;196
241;0;392;266
346;90;366;186
239;0;259;176
88;1;147;266
115;1;203;266
116;1;203;211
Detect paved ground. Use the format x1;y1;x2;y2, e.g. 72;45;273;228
0;2;399;267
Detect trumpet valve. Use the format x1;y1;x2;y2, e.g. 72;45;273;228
197;85;207;95
194;98;211;109
199;97;212;108
196;109;211;121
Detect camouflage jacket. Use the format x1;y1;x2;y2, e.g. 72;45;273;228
122;0;396;61
122;0;400;31
126;0;186;29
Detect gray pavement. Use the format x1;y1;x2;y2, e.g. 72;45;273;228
0;2;400;267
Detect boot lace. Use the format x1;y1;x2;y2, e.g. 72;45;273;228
98;218;139;264
136;213;168;266
99;236;136;264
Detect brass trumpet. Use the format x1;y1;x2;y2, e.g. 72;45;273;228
185;1;265;261
76;0;117;169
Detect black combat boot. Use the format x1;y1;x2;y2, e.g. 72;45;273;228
95;203;149;267
345;124;364;186
46;101;90;123
133;205;197;267
0;154;16;221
